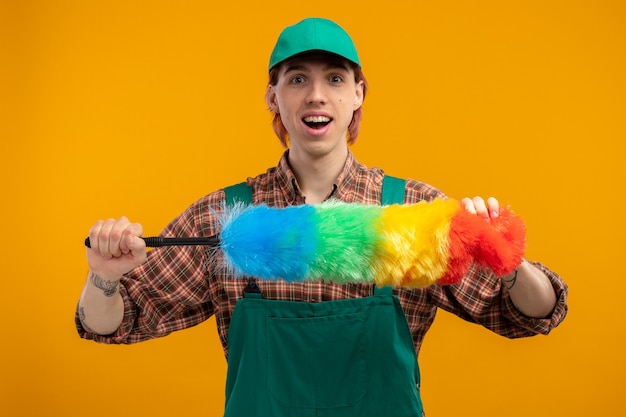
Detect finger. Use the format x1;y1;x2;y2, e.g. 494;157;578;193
472;196;489;220
461;197;476;214
96;218;118;259
88;220;105;253
126;233;146;257
487;197;500;218
107;216;132;258
119;222;143;254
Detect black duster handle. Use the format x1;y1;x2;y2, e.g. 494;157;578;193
84;236;220;248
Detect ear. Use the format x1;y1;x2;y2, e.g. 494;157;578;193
266;85;279;113
353;80;364;110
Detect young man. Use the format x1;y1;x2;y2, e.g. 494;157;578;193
77;17;568;416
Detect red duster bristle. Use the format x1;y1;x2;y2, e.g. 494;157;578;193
475;207;526;276
439;207;526;285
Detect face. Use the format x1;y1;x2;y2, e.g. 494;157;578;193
266;55;364;160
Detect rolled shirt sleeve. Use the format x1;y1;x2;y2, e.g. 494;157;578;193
499;261;568;335
428;261;568;339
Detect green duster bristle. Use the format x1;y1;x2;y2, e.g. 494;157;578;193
310;201;383;283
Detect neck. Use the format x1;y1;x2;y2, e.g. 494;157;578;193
288;147;348;204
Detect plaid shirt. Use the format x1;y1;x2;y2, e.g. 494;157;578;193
77;150;568;358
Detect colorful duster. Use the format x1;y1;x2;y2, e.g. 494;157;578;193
219;198;526;288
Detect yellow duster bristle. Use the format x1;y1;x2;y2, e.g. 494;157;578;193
374;199;459;287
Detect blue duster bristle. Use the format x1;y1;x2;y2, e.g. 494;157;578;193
220;204;319;280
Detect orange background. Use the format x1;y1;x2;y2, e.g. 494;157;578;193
2;1;625;416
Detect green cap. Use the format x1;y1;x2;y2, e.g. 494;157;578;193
269;18;361;72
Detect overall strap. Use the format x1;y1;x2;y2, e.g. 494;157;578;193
224;181;253;206
224;182;258;297
373;285;393;296
376;175;406;296
381;175;406;205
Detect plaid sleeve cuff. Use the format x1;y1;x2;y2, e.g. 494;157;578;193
75;282;139;344
501;261;568;335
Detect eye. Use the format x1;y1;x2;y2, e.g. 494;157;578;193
330;75;343;83
290;75;305;84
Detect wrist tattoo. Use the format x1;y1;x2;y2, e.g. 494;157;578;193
89;272;120;297
502;268;519;290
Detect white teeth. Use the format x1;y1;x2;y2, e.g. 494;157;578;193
303;115;331;123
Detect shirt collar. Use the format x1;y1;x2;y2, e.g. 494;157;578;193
275;149;362;204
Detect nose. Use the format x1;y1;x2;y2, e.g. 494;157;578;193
306;79;327;105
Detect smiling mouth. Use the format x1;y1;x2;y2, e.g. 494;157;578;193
303;115;332;129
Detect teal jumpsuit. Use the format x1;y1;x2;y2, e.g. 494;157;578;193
222;177;425;417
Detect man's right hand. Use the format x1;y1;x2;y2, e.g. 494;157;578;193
86;216;147;280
